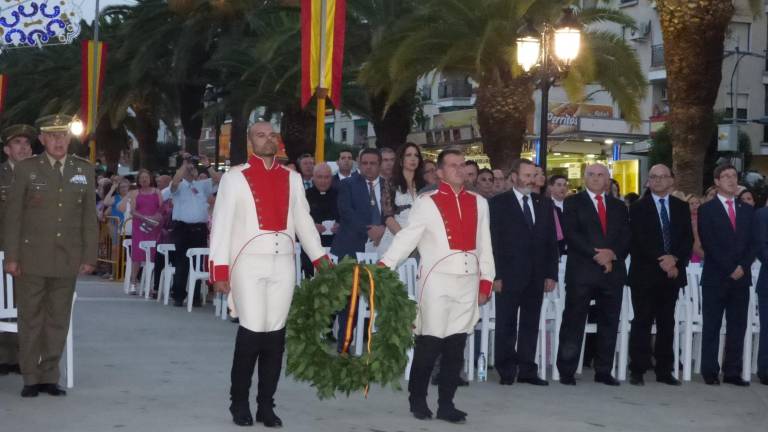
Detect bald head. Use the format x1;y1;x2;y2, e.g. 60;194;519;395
247;121;279;158
648;164;674;196
312;162;333;192
584;163;610;195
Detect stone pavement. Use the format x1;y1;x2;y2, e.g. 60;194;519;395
1;276;767;432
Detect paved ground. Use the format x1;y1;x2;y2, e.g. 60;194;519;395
1;276;767;431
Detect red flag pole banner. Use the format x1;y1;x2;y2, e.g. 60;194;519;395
81;40;107;161
301;0;346;162
0;75;7;115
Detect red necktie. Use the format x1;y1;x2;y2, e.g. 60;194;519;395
596;194;607;236
726;199;736;230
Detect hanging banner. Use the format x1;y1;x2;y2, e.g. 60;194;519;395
301;0;347;162
0;74;7;114
300;0;346;109
0;1;82;52
81;40;107;136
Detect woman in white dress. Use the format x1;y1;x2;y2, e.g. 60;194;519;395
377;143;426;255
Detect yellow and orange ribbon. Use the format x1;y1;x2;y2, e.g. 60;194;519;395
339;264;377;398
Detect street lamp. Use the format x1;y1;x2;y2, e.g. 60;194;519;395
516;8;581;174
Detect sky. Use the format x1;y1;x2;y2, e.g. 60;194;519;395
75;0;136;21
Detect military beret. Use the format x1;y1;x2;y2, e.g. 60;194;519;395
35;114;74;133
1;124;37;145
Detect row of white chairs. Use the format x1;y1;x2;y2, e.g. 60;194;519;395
123;242;764;384
0;251;76;388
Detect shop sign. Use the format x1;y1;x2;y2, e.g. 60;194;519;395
548;103;614;135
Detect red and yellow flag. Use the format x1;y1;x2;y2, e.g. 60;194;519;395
81;40;107;136
301;0;346;162
0;74;7;114
301;0;346;109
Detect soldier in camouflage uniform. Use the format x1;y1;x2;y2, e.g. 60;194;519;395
3;114;97;397
0;124;34;376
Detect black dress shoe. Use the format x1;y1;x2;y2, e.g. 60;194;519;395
703;375;720;385
39;383;67;396
758;373;768;385
21;385;39;398
229;402;254;426
192;299;203;308
594;374;620;386
458;377;469;386
629;373;645;386
518;376;549;386
560;375;576;385
499;378;514;385
409;396;433;420
656;375;682;386
173;299;184;307
723;376;750;387
436;406;467;424
256;405;283;428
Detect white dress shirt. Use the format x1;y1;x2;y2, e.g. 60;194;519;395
552;198;564;211
651;193;671;225
717;193;737;216
512;187;535;224
586;189;605;213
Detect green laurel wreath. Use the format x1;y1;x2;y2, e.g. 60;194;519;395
286;257;417;399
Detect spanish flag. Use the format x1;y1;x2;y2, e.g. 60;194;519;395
81;40;107;136
301;0;346;162
0;75;7;114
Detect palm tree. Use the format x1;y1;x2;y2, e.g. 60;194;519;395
658;0;761;194
363;0;645;170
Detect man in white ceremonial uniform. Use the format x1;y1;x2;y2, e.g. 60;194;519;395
210;122;330;428
379;148;494;424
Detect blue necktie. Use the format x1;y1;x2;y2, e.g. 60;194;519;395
523;195;534;229
659;198;671;254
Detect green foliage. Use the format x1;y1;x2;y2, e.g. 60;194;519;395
286;258;417;399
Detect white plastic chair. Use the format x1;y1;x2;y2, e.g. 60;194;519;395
295;243;303;283
122;239;132;294
680;264;703;381
185;248;210;312
138;241;157;299
397;258;418;380
353;252;379;356
476;292;496;381
156;244;176;305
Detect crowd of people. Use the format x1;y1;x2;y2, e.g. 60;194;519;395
2;117;768;427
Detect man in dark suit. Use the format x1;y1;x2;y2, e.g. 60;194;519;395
556;163;630;386
698;164;755;386
490;159;559;386
752;203;768;385
627;164;692;386
330;148;386;350
547;174;568;256
332;149;355;187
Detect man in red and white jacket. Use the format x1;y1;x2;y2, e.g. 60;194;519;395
210;121;330;428
379;148;494;424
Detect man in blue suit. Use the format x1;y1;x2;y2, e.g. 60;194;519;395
330;148;386;259
698;164;755;386
330;148;387;350
751;196;768;385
